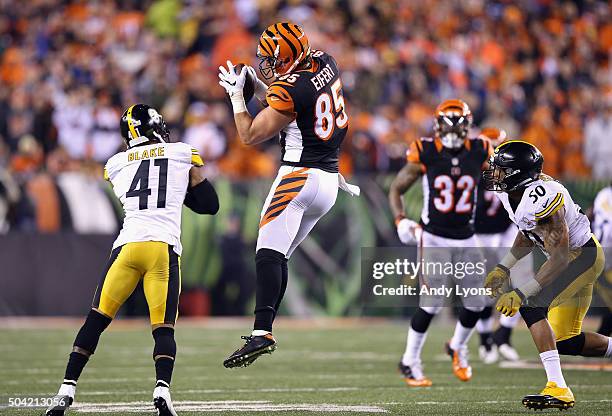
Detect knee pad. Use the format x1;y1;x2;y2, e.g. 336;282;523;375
411;307;436;332
519;306;547;328
556;333;586;356
74;309;112;355
153;327;176;361
256;248;286;265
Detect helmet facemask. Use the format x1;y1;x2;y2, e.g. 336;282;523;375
483;156;537;192
435;113;471;149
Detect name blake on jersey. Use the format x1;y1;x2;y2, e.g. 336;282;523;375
310;64;336;91
127;146;165;162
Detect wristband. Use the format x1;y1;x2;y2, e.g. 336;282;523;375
500;251;518;270
518;279;542;299
514;288;526;302
230;92;247;114
395;214;406;226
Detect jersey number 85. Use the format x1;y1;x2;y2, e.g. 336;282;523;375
314;79;348;141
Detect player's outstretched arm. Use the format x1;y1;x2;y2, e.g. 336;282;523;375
388;162;422;220
533;207;570;288
234;106;293;146
184;166;219;215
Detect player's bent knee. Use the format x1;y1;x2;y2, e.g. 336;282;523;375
556;333;586;356
420;306;442;315
519;306;547;328
73;309;112;356
153;327;176;361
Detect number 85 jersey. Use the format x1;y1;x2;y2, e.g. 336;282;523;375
407;137;491;239
266;50;348;173
104;142;204;255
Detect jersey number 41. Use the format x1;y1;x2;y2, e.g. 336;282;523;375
126;159;168;210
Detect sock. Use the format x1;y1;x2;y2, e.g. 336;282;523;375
479;332;493;349
155;358;174;386
252;330;271;336
58;379;76;399
254;249;285;332
273;258;289;320
64;309;112;382
539;350;567;388
152;327;176;386
449;307;480;350
64;352;89;382
402;327;428;366
450;321;476;351
494;325;513;346
605;337;612;358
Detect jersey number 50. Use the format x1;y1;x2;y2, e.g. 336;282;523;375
433;175;475;214
314;79;348;140
126;159;168;210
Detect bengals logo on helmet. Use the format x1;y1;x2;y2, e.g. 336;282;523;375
257;22;311;80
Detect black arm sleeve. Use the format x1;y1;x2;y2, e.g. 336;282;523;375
184;179;219;215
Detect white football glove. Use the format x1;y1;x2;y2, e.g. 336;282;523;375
245;65;268;102
218;60;247;113
396;218;421;245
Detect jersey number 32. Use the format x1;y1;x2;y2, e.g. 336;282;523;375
126;159;168;210
433;175;475;214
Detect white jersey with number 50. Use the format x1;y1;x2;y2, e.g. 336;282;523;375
496;174;591;255
104;142;203;255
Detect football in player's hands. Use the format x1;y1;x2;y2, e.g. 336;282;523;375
231;63;255;103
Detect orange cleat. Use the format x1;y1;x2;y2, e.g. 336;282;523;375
398;361;432;387
445;342;472;382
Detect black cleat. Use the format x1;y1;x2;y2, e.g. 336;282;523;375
522;382;575;411
223;334;277;368
44;396;72;416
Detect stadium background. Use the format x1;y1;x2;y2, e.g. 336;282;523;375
0;0;611;318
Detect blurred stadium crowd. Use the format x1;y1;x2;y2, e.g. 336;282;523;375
0;0;611;234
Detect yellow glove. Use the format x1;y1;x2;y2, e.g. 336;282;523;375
496;290;523;317
484;265;510;297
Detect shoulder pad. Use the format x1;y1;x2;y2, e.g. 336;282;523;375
266;82;295;113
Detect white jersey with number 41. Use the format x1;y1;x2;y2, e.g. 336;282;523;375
104;142;203;255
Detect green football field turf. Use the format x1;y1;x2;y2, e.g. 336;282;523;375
0;318;610;415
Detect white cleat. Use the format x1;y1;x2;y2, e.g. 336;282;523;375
478;345;499;364
153;385;178;416
45;382;75;416
498;343;520;361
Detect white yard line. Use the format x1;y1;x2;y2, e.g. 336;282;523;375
72;400;388;413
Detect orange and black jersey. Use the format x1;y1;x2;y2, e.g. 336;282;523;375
474;178;512;234
266;50;348;173
407;137;492;239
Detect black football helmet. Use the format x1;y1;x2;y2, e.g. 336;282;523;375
483;140;544;192
120;104;170;148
